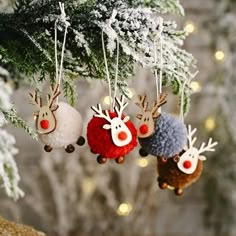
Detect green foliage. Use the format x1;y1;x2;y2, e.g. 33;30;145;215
2;108;38;140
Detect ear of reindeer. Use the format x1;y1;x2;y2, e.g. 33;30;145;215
136;93;167;119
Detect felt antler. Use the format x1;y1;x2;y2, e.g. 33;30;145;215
91;104;112;123
114;95;129;118
29;91;42;109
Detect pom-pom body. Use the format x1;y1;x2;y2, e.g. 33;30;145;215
138;112;187;158
39;102;83;148
87;111;137;159
157;154;203;195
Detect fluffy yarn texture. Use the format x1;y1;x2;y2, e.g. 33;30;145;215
87;111;137;159
39;102;83;148
157;156;203;189
138;112;187;158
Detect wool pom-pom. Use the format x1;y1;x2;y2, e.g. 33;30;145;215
138;112;187;158
87;111;137;159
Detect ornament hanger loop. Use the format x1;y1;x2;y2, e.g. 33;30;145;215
154;17;164;112
101;28;120;112
54;2;70;101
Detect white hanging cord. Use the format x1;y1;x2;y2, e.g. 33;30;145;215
54;2;70;103
179;79;189;123
154;17;164;112
57;2;70;87
54;19;59;83
159;18;164;95
101;30;113;110
112;38;120;110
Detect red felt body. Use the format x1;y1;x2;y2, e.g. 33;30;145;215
87;111;137;159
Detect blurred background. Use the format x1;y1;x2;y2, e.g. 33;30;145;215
0;0;235;235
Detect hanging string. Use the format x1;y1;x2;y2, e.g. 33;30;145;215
54;2;70;102
158;18;164;96
179;79;189;123
112;38;120;110
54;19;59;83
154;17;164;112
101;30;113;110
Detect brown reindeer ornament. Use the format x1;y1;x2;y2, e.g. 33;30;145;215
157;125;217;195
29;84;85;153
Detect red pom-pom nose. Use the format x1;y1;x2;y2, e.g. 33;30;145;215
183;160;192;169
40;120;49;130
139;124;148;134
118;131;127;141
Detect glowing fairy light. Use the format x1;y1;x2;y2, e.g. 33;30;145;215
205;117;216;131
103;96;112;106
117;203;133;216
190;81;201;93
215;50;225;61
185;21;195;33
136;158;149;168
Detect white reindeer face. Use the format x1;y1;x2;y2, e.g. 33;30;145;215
103;117;132;147
177;125;217;175
177;148;203;174
35;105;58;134
91;95;133;147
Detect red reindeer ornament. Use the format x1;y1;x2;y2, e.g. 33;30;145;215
29;84;85;153
87;95;137;164
157;125;217;195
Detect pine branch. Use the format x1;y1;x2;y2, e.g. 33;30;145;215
2;108;38;140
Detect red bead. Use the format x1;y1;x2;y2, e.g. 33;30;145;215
40;120;49;130
118;131;127;141
183;160;192;169
139;124;148;134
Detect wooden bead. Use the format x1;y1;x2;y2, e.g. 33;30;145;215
115;156;125;164
97;155;107;164
139;148;148;157
77;136;85;146
44;145;52;152
65;144;75;153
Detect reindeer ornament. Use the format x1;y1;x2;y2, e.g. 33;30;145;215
157;125;217;195
29;84;85;153
87;95;137;164
136;94;187;158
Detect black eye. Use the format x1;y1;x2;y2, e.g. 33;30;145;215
46;112;48;116
147;118;149;121
42;114;44;117
119;125;121;128
144;118;146;121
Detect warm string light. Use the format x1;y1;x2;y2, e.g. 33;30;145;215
184;21;195;34
117;203;133;216
136;158;149;168
190;81;202;93
103;96;112;106
102;88;135;106
82;177;95;195
215;50;225;61
205;117;216;131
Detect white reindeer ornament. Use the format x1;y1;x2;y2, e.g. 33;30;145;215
29;84;85;153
